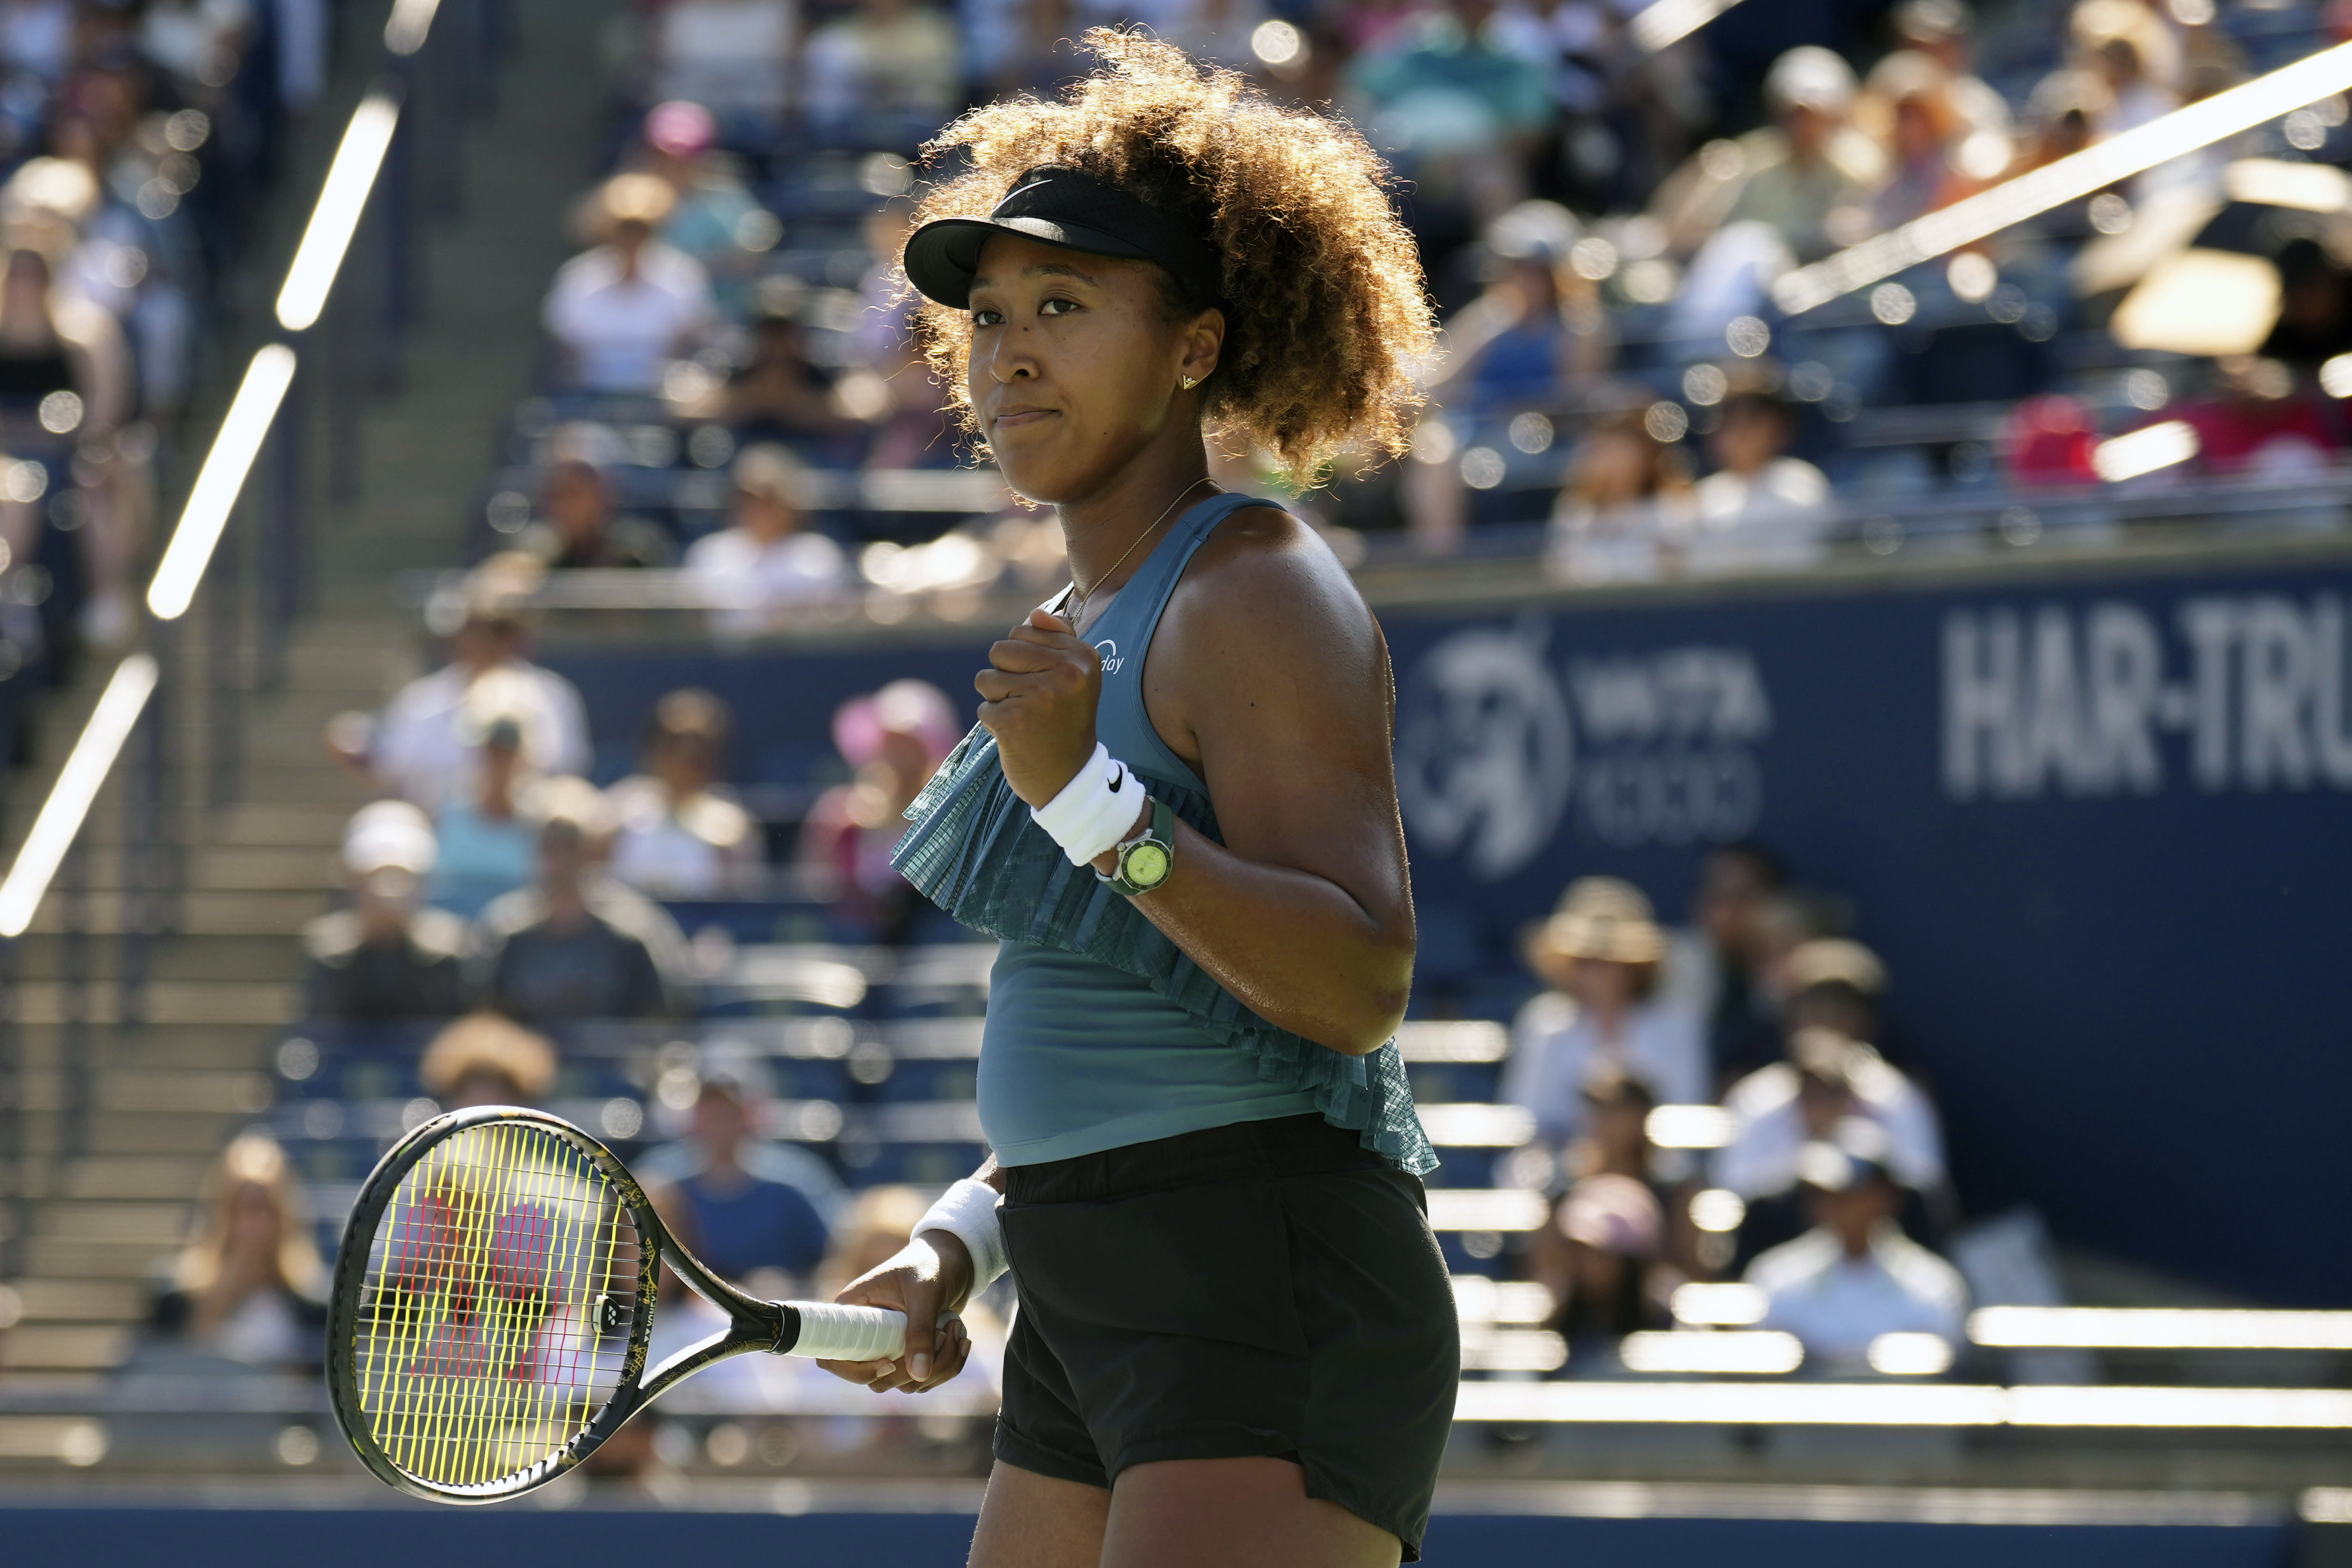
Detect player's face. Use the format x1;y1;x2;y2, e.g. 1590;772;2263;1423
965;233;1208;504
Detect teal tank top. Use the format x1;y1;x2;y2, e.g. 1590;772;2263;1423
891;493;1436;1174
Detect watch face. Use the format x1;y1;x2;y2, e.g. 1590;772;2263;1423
1124;841;1172;889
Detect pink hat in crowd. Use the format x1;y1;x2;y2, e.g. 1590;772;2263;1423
1557;1174;1664;1258
833;679;962;772
644;100;717;159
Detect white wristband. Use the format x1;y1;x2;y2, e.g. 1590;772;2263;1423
1030;742;1144;867
917;1177;1009;1290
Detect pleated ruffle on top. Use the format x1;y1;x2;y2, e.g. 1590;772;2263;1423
892;725;1437;1176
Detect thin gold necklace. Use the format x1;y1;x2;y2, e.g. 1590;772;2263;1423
1063;478;1214;629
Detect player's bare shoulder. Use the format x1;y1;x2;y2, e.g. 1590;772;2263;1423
1162;502;1379;666
1148;502;1386;765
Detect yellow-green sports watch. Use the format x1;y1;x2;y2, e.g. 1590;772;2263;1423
1099;796;1175;896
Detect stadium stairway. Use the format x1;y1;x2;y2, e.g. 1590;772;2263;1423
0;0;621;1386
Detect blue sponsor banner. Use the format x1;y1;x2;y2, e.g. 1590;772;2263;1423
543;553;2352;1303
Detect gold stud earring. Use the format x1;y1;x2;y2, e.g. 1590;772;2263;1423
1181;375;1199;390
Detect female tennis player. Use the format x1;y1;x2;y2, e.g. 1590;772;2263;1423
820;33;1455;1567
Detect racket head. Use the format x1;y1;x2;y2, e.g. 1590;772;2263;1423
325;1106;664;1503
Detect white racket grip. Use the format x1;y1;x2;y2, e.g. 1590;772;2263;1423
785;1301;908;1362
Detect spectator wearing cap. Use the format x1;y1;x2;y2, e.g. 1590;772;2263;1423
1545;1172;1669;1341
1714;1026;1946;1203
1746;1119;1967;1367
542;173;715;394
419;1012;560;1109
1655;46;1883;268
516;458;675;571
649;1051;837;1289
606;688;762;898
327;586;590;809
301;802;468;1021
799;679;961;943
468;784;693;1022
1545;400;1695;585
799;0;962;124
681;446;849;638
1504;877;1709;1147
426;715;544;920
1679;372;1834;577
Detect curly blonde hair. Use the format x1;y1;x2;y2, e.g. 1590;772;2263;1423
908;31;1434;487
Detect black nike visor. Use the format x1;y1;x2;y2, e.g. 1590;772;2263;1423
901;165;1224;311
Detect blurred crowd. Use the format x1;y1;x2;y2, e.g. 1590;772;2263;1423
77;0;2352;1471
1497;849;1976;1375
443;0;2352;639
0;0;329;703
311;584;966;1023
126;1014;1006;1478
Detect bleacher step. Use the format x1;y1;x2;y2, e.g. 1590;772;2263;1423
7;983;295;1027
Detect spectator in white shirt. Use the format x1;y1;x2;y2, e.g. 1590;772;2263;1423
542;174;715;394
1680;379;1834;577
1504;877;1710;1145
1713;1026;1945;1200
606;688;762;898
1747;1124;1967;1367
683;444;848;637
328;590;591;809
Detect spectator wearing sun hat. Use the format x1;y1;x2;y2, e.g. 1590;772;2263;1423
542;172;715;393
798;679;961;944
302;802;469;1020
419;1012;561;1109
1503;876;1710;1147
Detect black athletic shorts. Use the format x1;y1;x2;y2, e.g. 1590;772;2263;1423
994;1113;1460;1561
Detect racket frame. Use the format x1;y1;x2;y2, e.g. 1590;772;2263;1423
326;1104;813;1503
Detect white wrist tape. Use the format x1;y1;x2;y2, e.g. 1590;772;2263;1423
1030;742;1145;866
917;1178;1009;1290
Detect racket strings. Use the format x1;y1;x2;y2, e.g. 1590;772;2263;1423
351;1122;641;1489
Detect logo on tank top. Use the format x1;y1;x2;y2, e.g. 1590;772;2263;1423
1094;639;1124;675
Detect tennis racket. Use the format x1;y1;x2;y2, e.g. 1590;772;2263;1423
326;1104;907;1502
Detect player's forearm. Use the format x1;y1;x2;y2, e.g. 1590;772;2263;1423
1109;819;1413;1056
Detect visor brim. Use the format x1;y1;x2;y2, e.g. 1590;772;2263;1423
902;216;1158;308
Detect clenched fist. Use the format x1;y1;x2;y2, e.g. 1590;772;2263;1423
977;606;1103;807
